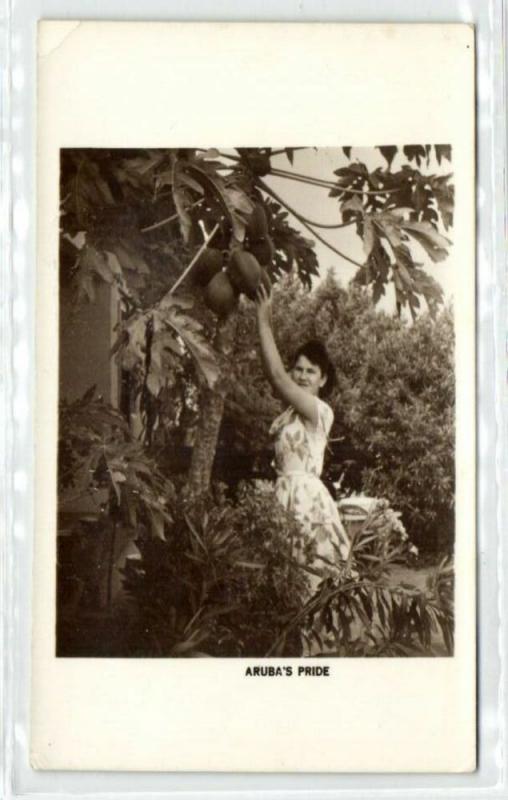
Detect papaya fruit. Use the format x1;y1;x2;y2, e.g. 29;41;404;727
259;268;272;293
248;235;275;267
227;250;262;299
247;203;269;241
241;268;271;303
192;248;223;287
203;271;238;317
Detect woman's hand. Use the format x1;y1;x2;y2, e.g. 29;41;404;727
255;282;272;327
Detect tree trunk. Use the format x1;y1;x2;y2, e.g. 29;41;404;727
187;386;226;496
187;314;238;497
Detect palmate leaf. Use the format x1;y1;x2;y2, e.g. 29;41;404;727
402;145;428;167
265;200;320;287
330;163;369;203
120;312;149;363
411;269;444;311
340;194;364;224
72;243;136;306
374;215;404;250
434;145;452;165
354;222;393;305
72;245;110;302
160;296;220;389
114;243;151;275
355;211;451;311
59;390;175;524
116;295;219;390
333;162;369;181
328;156;454;235
400;220;451;263
377;145;398;168
429;175;454;230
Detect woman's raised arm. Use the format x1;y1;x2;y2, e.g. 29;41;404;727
255;284;320;427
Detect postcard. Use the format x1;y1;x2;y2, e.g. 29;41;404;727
32;21;475;772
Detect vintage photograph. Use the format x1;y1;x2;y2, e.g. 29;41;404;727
57;145;455;659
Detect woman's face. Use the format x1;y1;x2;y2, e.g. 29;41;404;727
291;355;326;396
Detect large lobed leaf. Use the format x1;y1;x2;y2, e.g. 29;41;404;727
116;294;220;394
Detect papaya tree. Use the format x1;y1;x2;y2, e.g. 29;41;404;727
60;145;453;499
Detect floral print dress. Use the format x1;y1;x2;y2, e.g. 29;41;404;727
270;397;351;594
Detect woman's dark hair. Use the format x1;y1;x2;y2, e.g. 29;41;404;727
292;339;336;398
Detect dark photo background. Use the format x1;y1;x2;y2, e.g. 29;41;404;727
57;146;455;658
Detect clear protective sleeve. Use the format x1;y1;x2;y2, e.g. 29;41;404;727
1;0;506;797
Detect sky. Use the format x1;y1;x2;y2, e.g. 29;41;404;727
256;147;455;316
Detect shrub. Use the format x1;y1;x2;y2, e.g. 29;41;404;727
120;482;311;656
347;499;417;580
120;487;454;658
267;503;453;657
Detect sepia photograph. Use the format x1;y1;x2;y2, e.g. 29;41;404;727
57;145;455;659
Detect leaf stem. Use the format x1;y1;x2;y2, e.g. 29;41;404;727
140;199;204;234
271;167;401;196
248;174;355;229
167;223;220;296
270;167;336;188
257;178;364;269
140;211;180;233
202;151;399;196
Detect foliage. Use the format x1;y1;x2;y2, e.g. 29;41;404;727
120;486;453;658
58;387;175;536
338;303;455;553
58;146;456;656
296;561;454;657
260;197;319;286
330;159;453;315
268;501;453;657
344;499;417;580
60;146;454;422
120;483;312;656
57;384;454;657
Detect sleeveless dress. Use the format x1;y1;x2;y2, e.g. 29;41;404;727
270;397;351;595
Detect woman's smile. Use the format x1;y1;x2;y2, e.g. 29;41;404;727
291;355;326;396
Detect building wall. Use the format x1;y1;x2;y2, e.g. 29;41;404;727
59;282;119;404
59;282;120;515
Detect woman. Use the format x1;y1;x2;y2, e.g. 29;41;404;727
255;283;351;597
